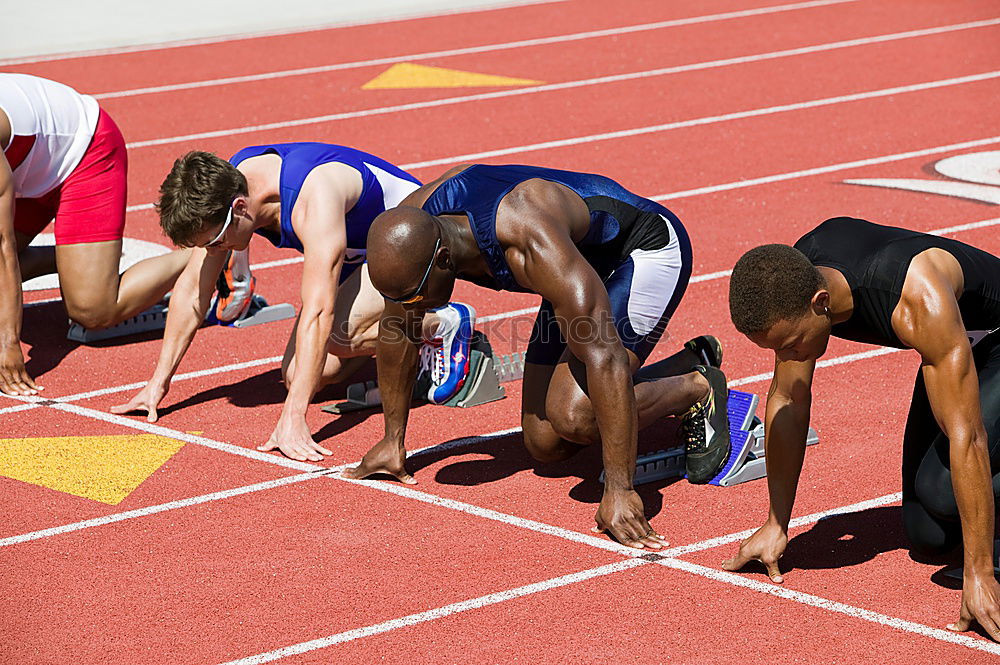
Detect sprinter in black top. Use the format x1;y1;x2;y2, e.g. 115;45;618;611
725;217;1000;642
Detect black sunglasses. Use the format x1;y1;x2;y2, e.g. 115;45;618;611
383;235;441;304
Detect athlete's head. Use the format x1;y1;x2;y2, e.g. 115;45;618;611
729;244;832;362
157;151;252;250
367;206;457;310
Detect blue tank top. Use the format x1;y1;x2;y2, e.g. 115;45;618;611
230;143;421;260
421;164;683;292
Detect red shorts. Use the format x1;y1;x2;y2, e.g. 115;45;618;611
13;108;128;245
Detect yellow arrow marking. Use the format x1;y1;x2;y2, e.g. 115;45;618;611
362;63;542;89
0;435;185;505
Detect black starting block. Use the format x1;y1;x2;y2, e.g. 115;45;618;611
600;389;820;487
322;331;518;414
67;293;295;343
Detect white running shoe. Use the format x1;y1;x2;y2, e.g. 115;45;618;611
215;249;255;322
419;302;476;404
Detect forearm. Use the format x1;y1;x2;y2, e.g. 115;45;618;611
764;393;811;529
149;272;213;385
950;430;996;574
282;307;334;417
377;314;418;445
0;234;22;348
590;351;638;492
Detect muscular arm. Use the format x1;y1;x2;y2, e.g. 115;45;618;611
257;162;360;462
763;357;816;529
510;204;650;544
722;355;815;581
894;254;1000;639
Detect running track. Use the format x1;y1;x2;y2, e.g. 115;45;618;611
3;0;1000;662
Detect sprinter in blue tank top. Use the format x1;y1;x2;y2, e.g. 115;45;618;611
114;144;475;463
346;164;730;550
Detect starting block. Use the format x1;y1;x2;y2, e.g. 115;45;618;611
600;389;820;487
322;331;518;414
67;293;294;343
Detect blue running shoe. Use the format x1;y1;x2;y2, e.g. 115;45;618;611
422;302;476;404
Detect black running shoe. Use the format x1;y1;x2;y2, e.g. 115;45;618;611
684;334;723;369
682;364;731;484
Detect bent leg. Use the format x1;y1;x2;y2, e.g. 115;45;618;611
283;264;383;390
56;240;190;329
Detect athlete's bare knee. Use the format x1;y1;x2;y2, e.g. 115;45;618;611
547;403;598;447
65;301;118;330
521;418;582;463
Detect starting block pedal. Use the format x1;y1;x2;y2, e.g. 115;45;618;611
600;389;820;487
322;331;510;414
204;294;296;328
67;293;295;343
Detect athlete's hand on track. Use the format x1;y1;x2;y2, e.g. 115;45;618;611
111;381;168;422
0;343;42;396
592;488;667;550
342;436;415;484
721;521;788;582
949;572;1000;642
257;414;332;462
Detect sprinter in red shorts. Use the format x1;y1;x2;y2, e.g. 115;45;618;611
0;73;192;396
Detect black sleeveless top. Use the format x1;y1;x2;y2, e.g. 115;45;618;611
794;217;1000;349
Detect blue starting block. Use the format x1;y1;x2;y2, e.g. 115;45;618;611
601;389;819;487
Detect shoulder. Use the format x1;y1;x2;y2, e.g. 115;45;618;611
893;249;965;349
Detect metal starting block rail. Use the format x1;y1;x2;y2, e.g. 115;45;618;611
322;332;521;414
600;389;820;487
67;294;294;343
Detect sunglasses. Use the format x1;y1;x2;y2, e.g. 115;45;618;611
204;204;235;248
383;236;441;304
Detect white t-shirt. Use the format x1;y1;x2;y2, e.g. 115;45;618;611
0;73;100;198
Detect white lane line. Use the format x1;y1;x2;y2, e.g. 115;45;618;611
92;0;864;99
0;402;43;416
57;355;284;403
123;30;1000;150
396;71;1000;170
654;135;1000;202
217;558;649;665
50;402;321;472
0;471;327;547
0;0;566;66
478;307;537;323
660;557;1000;655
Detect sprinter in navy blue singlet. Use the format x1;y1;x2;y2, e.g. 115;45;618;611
348;164;731;551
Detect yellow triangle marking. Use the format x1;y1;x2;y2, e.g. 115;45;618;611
0;435;185;505
362;63;543;89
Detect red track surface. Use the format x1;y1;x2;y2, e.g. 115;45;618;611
4;1;1000;662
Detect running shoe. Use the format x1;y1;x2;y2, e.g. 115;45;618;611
682;364;731;484
421;302;476;404
684;334;723;369
215;249;255;322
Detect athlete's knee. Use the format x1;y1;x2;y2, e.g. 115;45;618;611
914;466;959;522
521;417;578;463
902;500;961;556
328;320;371;356
545;404;599;447
65;300;118;330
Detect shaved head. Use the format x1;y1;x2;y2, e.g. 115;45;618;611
367;206;443;300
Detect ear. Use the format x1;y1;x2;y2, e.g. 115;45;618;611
233;195;249;218
811;289;831;315
436;244;453;270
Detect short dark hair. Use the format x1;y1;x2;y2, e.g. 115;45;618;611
157;151;248;246
729;244;823;335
